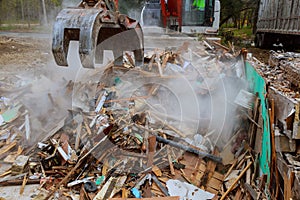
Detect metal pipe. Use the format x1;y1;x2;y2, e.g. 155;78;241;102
155;135;222;163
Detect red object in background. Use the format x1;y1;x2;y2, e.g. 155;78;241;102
115;0;118;9
160;0;182;30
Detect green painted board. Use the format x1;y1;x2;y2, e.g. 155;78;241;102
245;61;271;181
0;105;22;125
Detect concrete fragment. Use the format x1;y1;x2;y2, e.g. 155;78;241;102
11;155;29;175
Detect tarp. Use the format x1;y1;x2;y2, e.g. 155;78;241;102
245;61;271;181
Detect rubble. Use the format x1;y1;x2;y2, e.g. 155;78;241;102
0;40;266;199
248;50;300;199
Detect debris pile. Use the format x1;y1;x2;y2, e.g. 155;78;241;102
0;41;262;199
248;50;300;199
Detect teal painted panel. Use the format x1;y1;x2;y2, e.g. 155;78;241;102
245;61;271;180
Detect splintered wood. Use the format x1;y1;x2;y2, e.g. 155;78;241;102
249;50;300;199
179;152;224;195
0;41;257;199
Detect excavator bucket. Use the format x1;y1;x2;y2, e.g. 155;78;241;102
52;2;144;68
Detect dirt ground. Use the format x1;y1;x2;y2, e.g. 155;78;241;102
0;35;271;72
247;47;270;64
0;36;52;72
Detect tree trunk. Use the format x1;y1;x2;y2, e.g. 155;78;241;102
252;0;260;34
41;0;48;25
21;0;25;21
241;11;247;28
220;15;233;27
247;10;252;27
26;1;31;28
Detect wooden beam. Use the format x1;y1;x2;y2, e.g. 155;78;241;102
243;183;258;199
249;96;260;148
268;99;279;199
284;171;294;200
220;161;253;200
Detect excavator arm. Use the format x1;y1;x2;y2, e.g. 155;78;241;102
52;0;144;68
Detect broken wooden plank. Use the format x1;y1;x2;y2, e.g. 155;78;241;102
258;174;267;191
155;54;163;76
93;176;127;200
189;158;201;185
167;147;175;176
95;91;107;113
203;40;214;50
151;183;165;196
212;41;229;51
206;187;219;195
122;188;128;198
234;188;243;200
25;113;30;141
144;135;156;197
213;171;224;181
45;136;108;200
200;155;217;189
268;87;299;139
151;173;169;196
0;170;11;177
206;176;222;191
224;169;240;191
246;159;251;184
24;117;66;155
83;117;92;135
161;53;170;69
249;95;260;148
243;182;258;199
275;127;296;152
152;165;162;177
220;161;253;200
125;52;135;67
0;178;40;186
147;54;155;71
268;99;279;199
251;154;259;184
0;141;17;158
19;173;28;195
224;159;238;179
284;171;294;200
147;135;156;167
75;122;82;151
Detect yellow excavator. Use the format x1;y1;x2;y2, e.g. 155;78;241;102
52;0;144;68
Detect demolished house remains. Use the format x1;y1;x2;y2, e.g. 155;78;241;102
0;35;299;200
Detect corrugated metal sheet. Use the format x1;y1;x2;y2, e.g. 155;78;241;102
257;0;300;34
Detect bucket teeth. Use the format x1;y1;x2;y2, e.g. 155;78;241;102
52;8;102;68
52;8;144;69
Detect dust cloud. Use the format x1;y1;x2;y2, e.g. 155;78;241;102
11;18;247;153
105;43;248;150
60;30;248;152
15;41;85;145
